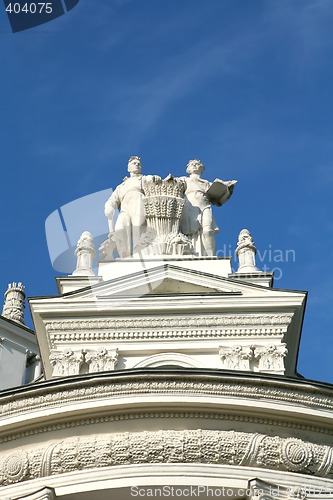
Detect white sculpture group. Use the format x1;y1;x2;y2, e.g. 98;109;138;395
103;156;237;258
69;157;267;277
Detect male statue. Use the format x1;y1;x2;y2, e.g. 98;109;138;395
104;156;146;258
180;159;236;256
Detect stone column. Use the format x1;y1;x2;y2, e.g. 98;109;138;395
2;282;26;324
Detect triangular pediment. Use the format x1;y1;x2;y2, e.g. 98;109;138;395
62;265;237;299
57;264;303;301
138;277;219;294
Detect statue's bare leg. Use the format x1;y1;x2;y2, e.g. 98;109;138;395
114;214;131;258
132;224;143;254
131;201;146;254
202;227;216;256
201;208;216;256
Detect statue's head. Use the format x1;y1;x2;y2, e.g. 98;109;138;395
128;156;142;174
186;159;204;175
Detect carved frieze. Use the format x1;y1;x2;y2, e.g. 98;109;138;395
0;430;333;487
45;315;293;331
1;450;29;484
44;314;293;346
1;375;333;421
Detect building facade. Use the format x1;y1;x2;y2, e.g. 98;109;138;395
0;161;332;500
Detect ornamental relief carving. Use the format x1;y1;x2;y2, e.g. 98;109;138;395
254;344;288;372
48;327;285;345
1;376;333;421
50;349;84;377
219;344;288;372
44;314;293;347
219;345;252;370
85;348;118;373
0;430;332;487
50;348;119;376
44;314;293;334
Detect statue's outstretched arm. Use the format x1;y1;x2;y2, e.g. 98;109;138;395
105;189;120;234
144;174;162;182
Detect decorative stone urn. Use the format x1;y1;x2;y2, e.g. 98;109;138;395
138;175;193;256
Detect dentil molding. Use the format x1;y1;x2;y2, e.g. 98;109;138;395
44;314;293;345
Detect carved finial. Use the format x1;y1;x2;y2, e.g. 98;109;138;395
236;229;260;273
2;282;26;324
72;231;96;276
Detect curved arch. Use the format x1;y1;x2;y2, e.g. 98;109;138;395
133;353;204;369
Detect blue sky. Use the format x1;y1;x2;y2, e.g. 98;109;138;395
1;0;333;382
